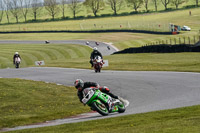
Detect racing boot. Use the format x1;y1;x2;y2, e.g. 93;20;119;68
109;102;115;113
118;96;129;107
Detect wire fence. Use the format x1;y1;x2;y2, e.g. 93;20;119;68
80;21;170;32
0;21;171;32
145;35;200;46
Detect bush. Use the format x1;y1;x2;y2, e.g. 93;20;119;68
113;44;200;54
184;5;196;9
101;13;112;17
119;12;130;16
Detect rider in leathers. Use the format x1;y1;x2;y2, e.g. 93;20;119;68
13;52;21;64
90;47;103;67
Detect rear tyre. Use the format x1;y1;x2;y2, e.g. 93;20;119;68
91;101;109;116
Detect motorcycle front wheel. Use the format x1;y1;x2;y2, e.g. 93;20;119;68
15;63;19;68
117;103;126;113
91;101;109;116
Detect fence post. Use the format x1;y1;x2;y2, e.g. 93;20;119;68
184;37;185;44
179;38;181;44
194;36;196;44
166;40;168;44
170;39;172;45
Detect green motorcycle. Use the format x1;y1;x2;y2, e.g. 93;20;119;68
82;87;126;116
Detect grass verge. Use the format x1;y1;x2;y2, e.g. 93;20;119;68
0;6;199;32
0;78;90;129
8;105;200;133
1;44;200;72
105;53;200;72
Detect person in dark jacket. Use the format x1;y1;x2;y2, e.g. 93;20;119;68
90;47;103;67
13;52;21;64
74;79;127;105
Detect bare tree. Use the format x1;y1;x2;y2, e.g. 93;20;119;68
3;0;11;23
144;0;149;11
0;0;4;23
31;0;43;21
84;0;105;17
171;0;185;9
68;0;82;18
44;0;60;20
19;0;31;22
160;0;170;10
107;0;124;15
9;0;21;23
126;0;143;12
152;0;159;11
195;0;199;6
61;0;67;18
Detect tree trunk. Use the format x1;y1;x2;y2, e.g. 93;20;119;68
6;14;10;23
34;12;37;21
94;11;97;17
16;16;18;23
73;10;76;18
24;16;27;22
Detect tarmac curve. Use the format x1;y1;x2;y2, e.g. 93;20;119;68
0;68;200;132
0;40;200;132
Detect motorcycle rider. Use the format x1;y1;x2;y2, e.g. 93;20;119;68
74;79;127;106
13;52;21;64
90;47;103;67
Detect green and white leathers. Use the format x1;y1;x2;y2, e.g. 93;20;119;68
82;87;126;116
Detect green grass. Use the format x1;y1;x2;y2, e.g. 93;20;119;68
106;53;200;72
0;31;199;50
8;105;200;133
0;78;90;129
0;4;200;132
1;78;200;132
0;44;92;69
0;0;198;24
0;8;200;32
0;7;199;51
1;44;200;72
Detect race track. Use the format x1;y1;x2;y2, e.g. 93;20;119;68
0;40;200;131
0;67;200;131
0;40;118;56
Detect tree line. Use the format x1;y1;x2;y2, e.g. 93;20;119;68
0;0;199;24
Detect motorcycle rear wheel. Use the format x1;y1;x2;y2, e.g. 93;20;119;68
91;101;109;116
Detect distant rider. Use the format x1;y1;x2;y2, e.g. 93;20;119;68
90;47;103;67
13;52;21;64
74;79;127;104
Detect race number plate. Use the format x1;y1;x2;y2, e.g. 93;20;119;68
82;90;95;104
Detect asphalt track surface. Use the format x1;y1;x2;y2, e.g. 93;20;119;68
1;40;200;132
0;40;118;56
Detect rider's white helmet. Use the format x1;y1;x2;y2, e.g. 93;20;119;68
93;47;98;50
15;52;19;55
